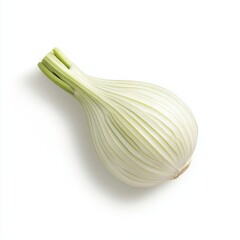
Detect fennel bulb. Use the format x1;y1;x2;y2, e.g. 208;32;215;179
38;48;198;187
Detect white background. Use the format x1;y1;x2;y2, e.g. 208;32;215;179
1;0;240;239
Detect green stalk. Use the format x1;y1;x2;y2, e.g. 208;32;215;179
38;48;79;94
38;48;106;105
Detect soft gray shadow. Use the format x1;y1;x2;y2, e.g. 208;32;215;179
26;69;171;202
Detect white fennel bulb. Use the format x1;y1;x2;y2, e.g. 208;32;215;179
38;48;198;187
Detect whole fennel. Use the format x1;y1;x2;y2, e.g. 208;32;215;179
38;48;198;187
